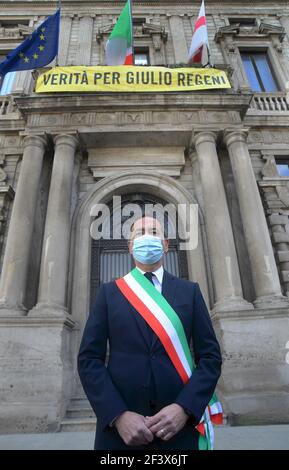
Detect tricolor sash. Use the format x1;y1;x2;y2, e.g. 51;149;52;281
115;267;223;450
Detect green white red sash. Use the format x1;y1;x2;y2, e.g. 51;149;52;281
115;267;223;451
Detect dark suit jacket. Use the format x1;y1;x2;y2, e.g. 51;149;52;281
77;269;222;450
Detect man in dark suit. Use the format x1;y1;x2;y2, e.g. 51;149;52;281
78;216;222;450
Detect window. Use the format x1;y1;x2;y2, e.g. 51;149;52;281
241;51;279;92
275;158;289;177
0;72;16;95
0;19;29;27
134;48;150;66
132;17;146;26
229;18;256;26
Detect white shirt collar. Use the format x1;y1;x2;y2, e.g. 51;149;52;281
135;265;164;285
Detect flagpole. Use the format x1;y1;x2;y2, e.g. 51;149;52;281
128;0;134;65
55;0;61;67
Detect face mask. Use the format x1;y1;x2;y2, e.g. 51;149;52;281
132;234;164;265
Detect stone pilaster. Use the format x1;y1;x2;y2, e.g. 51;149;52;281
31;134;79;315
0;135;47;315
77;15;94;65
224;130;289;308
169;15;188;63
12;71;31;94
193;131;253;312
58;15;74;66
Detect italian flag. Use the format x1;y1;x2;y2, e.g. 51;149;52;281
105;0;133;65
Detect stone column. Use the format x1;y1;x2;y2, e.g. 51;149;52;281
77;15;94;65
224;130;288;308
169;15;188;63
31;134;79;314
0;135;47;314
193;131;253;311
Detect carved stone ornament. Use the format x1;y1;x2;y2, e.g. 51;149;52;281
0;154;7;183
261;153;279;178
142;23;168;44
215;24;240;42
215;20;285;44
276;185;289;207
96;23;114;43
258;22;285;42
0;24;33;39
97;21;167;45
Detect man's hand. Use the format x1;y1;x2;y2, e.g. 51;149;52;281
115;411;154;446
145;404;189;441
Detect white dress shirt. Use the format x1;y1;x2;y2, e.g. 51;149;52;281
135;265;164;293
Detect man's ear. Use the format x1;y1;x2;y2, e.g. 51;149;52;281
128;239;133;254
164;239;169;253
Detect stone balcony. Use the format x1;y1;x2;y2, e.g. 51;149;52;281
245;91;289;126
0;96;15;116
0;95;24;130
250;92;289;112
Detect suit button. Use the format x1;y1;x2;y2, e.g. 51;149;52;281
151;354;156;359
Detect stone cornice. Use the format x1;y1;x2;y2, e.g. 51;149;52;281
1;0;289;4
1;1;289;11
212;306;289;322
11;92;252;148
14;91;252;115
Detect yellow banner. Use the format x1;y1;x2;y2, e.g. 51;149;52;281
36;65;231;93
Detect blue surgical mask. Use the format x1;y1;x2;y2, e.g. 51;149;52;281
132;235;164;265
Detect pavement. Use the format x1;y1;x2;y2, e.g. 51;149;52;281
0;425;288;450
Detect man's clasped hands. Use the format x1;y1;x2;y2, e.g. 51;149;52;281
114;403;189;446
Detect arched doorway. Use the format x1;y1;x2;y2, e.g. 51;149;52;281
69;170;211;331
68;170;211;402
89;192;189;309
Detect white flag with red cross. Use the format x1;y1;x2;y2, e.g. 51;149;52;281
188;1;210;66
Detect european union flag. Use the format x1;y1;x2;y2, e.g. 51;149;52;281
0;9;60;77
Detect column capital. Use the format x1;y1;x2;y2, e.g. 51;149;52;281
53;133;80;150
193;131;218;148
77;14;95;19
187;147;197;165
224;129;250;147
23;134;47;151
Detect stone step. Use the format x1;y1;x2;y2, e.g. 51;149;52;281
66;406;95;419
69;397;90;407
60;396;96;431
278;251;289;262
61;399;228;432
60;417;96;432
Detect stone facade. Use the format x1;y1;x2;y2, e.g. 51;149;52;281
0;0;289;433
